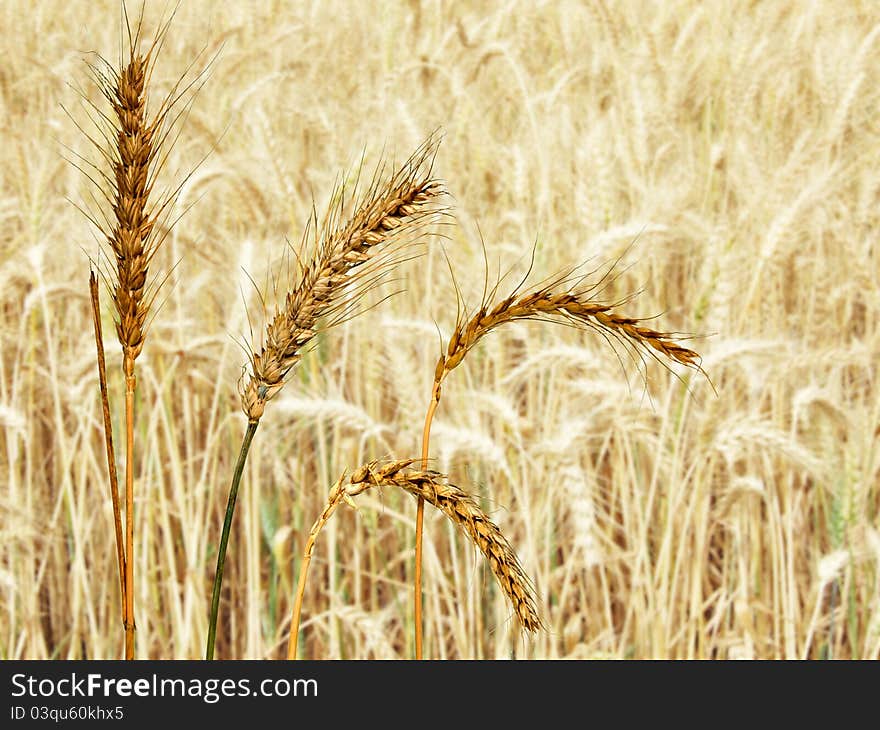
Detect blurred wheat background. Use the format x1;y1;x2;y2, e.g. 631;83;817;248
1;0;878;659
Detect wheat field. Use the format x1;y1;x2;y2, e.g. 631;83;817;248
1;0;878;660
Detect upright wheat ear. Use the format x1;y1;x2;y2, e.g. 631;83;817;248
240;133;445;420
76;11;197;659
206;135;446;660
287;460;539;659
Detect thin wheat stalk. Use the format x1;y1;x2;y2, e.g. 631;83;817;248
83;16;173;660
287;460;540;659
413;264;705;657
88;271;126;626
73;5;206;657
204;420;258;660
414;381;440;658
206;135;445;659
286;474;351;660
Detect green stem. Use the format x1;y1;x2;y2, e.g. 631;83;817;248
206;419;259;660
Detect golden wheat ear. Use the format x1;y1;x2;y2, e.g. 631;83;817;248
207;135;446;660
346;460;542;633
74;12;198;368
287;459;540;659
70;4;213;659
410;255;708;657
437;257;705;383
240;132;447;420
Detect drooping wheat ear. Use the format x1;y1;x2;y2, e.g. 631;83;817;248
412;265;706;657
350;461;542;633
241;133;445;421
437;280;702;384
287;459;540;658
208;135;446;660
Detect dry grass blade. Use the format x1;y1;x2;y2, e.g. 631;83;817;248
88;271;126;624
241;133;445;420
288;459;540;659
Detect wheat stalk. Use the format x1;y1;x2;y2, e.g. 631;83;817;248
413;264;705;656
287;460;540;659
74;9;199;659
206;135;445;659
88;272;125;632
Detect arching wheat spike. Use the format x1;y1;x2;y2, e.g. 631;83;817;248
347;461;542;633
241;132;446;420
288;459;540;658
413;261;706;656
437;283;704;381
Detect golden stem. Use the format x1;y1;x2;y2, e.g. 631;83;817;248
124;366;136;660
414;378;441;660
288;489;345;659
89;274;127;645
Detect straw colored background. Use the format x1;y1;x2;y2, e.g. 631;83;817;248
1;0;878;658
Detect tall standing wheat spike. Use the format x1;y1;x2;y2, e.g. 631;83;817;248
73;8;203;659
287;460;540;659
205;134;446;659
413;262;706;657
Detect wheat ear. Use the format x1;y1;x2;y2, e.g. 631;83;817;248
77;10;194;658
206;135;445;659
287;460;539;659
241;133;444;420
414;266;705;657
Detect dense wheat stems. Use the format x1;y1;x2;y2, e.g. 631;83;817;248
412;273;705;656
205;137;444;659
288;461;540;659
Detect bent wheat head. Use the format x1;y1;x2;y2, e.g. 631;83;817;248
347;460;541;632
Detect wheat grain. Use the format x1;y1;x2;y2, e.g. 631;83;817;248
85;26;183;377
